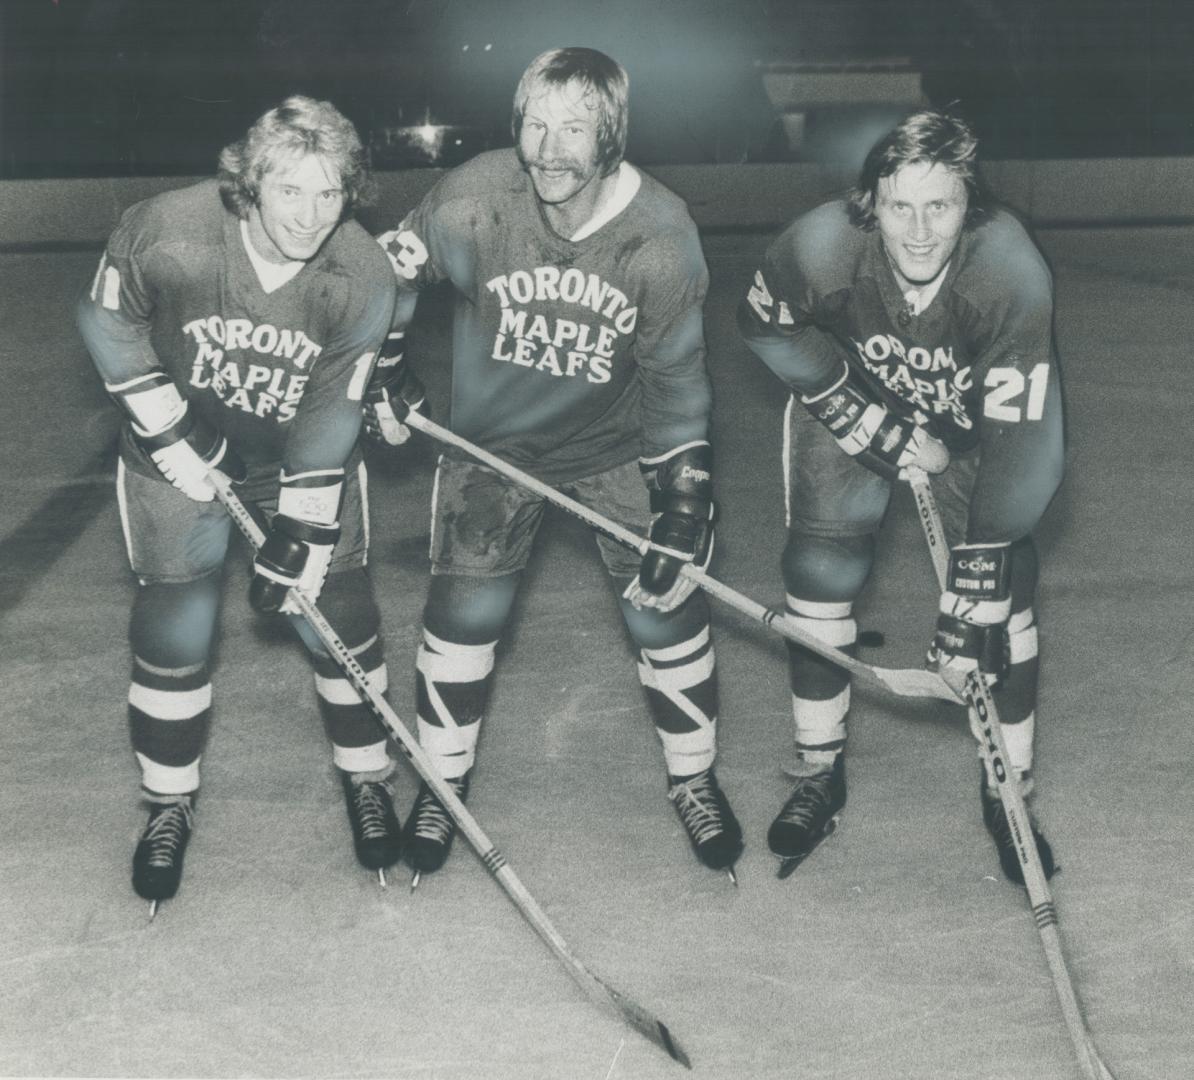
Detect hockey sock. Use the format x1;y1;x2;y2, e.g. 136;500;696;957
983;607;1040;789
128;578;218;796
129;654;209;795
785;596;856;756
415;628;496;779
301;569;393;757
636;624;718;778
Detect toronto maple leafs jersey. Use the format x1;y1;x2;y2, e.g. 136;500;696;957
738;200;1064;540
377;149;712;485
79;179;396;479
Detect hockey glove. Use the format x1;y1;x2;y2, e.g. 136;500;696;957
363;332;428;447
802;362;949;480
249;470;344;615
926;542;1012;686
109;371;245;501
625;443;715;612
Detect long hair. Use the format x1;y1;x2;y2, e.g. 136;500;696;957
512;47;629;177
847;109;991;230
218;96;370;219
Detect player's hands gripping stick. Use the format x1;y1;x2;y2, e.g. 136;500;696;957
249;470;344;615
625;443;715;612
926;542;1012;686
109;370;245;501
803;363;949;480
363;332;428;446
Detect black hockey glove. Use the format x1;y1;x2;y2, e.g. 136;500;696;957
926;542;1012;686
363;332;428;447
627;443;715;612
801;362;949;480
249;471;343;615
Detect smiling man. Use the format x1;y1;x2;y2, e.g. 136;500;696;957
77;96;401;912
370;47;742;884
737;109;1065;884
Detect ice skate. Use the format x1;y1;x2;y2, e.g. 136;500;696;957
404;774;470;889
667;767;743;884
341;769;403;887
132;793;195;918
767;754;845;879
981;770;1056;886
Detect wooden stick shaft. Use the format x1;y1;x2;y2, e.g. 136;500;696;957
211;475;691;1068
906;469;1114;1080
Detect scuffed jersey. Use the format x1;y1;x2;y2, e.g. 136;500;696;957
738;201;1064;540
377;149;711;484
80;179;396;477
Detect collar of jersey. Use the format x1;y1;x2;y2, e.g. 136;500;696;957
240;219;306;293
568;162;641;242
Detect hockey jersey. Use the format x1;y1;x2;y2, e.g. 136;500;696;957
377;149;712;484
738;200;1064;540
79;179;396;478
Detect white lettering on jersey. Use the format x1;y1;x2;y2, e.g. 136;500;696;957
180;316;323;421
746;270;793;326
102;266;121;311
377;228;429;281
746;270;773;322
983;363;1049;422
483;265;634;384
851;332;974;430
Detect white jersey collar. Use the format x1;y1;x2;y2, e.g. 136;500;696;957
568;162;641;242
240;219;305;293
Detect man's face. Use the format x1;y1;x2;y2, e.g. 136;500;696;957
248;153;345;264
874;161;968;288
517;80;605;210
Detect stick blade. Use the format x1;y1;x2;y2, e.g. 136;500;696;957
587;973;692;1069
868;664;962;702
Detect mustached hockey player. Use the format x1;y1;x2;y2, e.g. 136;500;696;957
370;47;742;883
737;109;1064;882
77;96;401;913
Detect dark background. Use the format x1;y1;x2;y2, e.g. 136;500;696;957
4;0;1194;179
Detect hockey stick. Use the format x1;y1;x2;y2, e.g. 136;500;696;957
208;474;692;1071
403;412;960;705
906;469;1116;1080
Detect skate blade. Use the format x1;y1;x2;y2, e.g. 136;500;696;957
377;868;387;890
726;864;739;887
147;899;159;921
409;869;421;893
774;817;839;880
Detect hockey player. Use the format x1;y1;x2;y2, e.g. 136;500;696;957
76;96;401;911
736;109;1064;883
369;47;742;882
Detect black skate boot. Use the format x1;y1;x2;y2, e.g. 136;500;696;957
767;753;845;879
132;793;195;916
667;767;744;883
981;770;1056;886
341;769;403;886
403;773;469;888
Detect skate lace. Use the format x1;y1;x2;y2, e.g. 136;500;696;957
350;781;392;841
776;772;835;830
668;772;725;846
143;802;192;868
412;781;464;843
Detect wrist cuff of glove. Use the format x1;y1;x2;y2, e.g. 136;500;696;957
136;407;195;452
864;413;916;470
935;614;1008;670
379;331;405;361
273;513;340;547
648;490;715;520
946;542;1012;602
801;367;868;437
